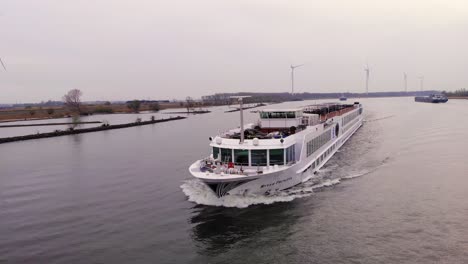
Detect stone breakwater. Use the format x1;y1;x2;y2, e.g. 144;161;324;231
0;116;186;144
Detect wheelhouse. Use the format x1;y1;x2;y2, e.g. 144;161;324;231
259;108;303;132
211;145;296;167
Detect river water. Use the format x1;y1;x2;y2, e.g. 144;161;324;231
1;98;467;263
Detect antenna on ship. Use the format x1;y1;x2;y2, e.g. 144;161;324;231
364;63;370;97
290;64;304;95
230;96;251;144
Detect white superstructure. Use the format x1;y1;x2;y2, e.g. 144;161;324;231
189;101;364;197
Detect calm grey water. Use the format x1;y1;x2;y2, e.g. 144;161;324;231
1;98;467;264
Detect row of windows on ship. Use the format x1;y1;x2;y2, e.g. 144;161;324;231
212;146;296;167
306;129;332;157
305;110;360;158
343;110;360;127
309;140;339;170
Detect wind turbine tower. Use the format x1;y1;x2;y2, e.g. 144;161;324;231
364;64;370;96
0;57;7;71
419;76;424;91
290;64;304;95
404;72;408;93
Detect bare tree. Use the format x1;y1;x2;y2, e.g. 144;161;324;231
127;100;141;113
63;89;83;114
186;96;195;113
149;102;160;112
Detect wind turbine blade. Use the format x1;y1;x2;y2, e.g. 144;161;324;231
0;58;6;71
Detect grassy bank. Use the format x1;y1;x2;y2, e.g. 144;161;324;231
447;96;468;100
0;102;187;122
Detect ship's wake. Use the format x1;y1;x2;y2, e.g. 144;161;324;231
181;155;390;208
180;169;369;208
180;179;313;208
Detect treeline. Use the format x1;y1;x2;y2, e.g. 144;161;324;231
443;89;468;97
200;91;442;105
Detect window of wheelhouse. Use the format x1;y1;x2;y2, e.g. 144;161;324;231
269;149;285;165
286;146;295;164
212;147;220;159
220;148;232;162
234;149;249;166
251;150;267;166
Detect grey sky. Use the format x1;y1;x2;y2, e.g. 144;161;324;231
1;0;467;103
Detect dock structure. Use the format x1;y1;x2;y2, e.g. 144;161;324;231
0;121;102;128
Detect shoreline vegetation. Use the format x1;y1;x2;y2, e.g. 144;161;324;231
2;89;466;123
447;96;468;100
0;101;187;122
0;116;186;144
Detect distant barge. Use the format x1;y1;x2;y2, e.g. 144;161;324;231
415;94;448;103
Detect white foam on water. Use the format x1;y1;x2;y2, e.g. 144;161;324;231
315;164;338;173
311;178;341;189
180;179;313;208
340;169;372;180
181;156;388;208
342;173;365;180
341;157;390;180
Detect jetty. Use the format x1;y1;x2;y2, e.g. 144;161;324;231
0;116;186;144
163;110;211;114
0;121;101;128
224;103;266;113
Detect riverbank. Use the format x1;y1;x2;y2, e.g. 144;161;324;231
447;96;468;100
0;116;186;144
0;102;189;122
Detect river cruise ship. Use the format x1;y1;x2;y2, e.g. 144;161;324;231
189;99;364;197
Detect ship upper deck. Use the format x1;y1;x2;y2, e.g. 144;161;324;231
218;102;359;142
194;102;362;178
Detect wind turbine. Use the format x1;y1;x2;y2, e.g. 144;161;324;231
290;64;304;95
364;63;370;96
0;57;6;71
419;76;424;91
404;72;408;93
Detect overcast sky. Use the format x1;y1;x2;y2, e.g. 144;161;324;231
1;0;467;103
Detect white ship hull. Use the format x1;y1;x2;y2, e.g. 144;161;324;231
189;107;363;197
